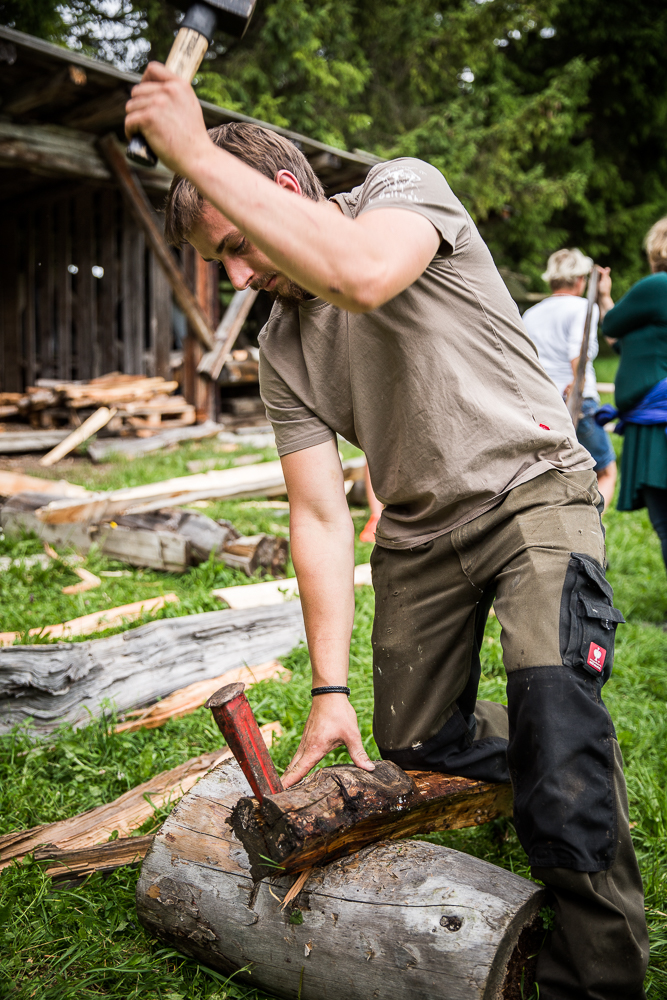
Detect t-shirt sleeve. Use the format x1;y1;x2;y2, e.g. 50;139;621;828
259;350;336;457
352;158;469;255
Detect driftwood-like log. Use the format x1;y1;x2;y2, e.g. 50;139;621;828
1;494;288;576
231;761;513;880
137;759;545;1000
87;420;220;462
31;456;366;524
0;603;304;734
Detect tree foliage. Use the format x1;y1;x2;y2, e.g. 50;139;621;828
3;0;666;291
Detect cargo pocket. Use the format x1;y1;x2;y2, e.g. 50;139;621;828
560;552;625;683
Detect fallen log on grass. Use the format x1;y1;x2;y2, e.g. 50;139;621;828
0;602;304;734
137;759;546;1000
1;494;288;576
0;470;90;498
30;456;366;524
231;760;513;880
0;722;281;872
87;419;220;462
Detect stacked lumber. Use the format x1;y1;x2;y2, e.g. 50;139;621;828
0;602;305;734
1;373;194;435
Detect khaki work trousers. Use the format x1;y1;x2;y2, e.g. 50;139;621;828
370;469;648;999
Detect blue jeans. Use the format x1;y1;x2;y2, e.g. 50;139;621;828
578;398;616;472
643;486;667;571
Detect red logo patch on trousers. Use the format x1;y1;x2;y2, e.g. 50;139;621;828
587;642;606;672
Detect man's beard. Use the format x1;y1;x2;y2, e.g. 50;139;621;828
254;274;310;306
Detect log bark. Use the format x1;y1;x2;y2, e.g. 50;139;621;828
0;603;304;734
0;121;171;192
231;760;513;880
137;759;546;1000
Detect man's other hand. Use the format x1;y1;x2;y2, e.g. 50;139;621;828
281;694;375;788
125;62;209;175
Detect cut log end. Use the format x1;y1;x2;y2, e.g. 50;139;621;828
229;760;514;880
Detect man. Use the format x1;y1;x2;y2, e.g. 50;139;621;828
126;63;648;999
523;248;618;510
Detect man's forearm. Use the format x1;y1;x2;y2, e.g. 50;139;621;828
290;509;356;687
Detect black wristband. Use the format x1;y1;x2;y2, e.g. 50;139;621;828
311;686;351;697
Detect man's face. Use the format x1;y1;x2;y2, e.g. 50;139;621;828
188;201;306;304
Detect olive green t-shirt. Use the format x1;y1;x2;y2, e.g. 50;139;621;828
258;158;593;549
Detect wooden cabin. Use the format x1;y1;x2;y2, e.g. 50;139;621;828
0;26;378;419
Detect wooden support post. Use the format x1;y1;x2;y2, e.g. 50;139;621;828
54;198;72;381
98;189;119;375
24;212;37;388
73;189;95;380
98;134;215;352
148;250;172;379
0;215;21;391
121;202;145;375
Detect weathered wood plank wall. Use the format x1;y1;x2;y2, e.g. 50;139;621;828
0;183;221;395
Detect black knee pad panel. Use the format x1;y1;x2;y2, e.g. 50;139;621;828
507;664;617;871
378;707;511;784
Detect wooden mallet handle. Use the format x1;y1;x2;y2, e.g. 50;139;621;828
126;25;210;168
206;682;284;801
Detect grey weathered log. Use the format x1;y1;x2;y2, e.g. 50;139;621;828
0;121;171;191
137;759;546;1000
1;494;288;576
0;603;305;735
0;430;70;453
87;420;220;462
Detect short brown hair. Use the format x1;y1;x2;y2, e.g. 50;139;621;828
644;217;667;273
164;122;325;245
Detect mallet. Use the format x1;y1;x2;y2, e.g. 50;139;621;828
206;681;283;801
127;0;257;168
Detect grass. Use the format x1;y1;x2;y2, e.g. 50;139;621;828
1;424;666;999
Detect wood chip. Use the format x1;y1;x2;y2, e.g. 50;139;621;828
281;867;314;910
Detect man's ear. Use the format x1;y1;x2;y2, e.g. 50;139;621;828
274;169;302;195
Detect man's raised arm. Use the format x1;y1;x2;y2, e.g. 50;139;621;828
124;64;439;312
280;439;375;788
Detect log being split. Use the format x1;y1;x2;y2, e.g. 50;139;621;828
230;760;513;880
137;759;546;1000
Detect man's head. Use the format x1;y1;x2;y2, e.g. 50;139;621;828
164;122;325;303
645;217;667;274
541;248;593;294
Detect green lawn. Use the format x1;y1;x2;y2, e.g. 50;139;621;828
1;425;666;999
